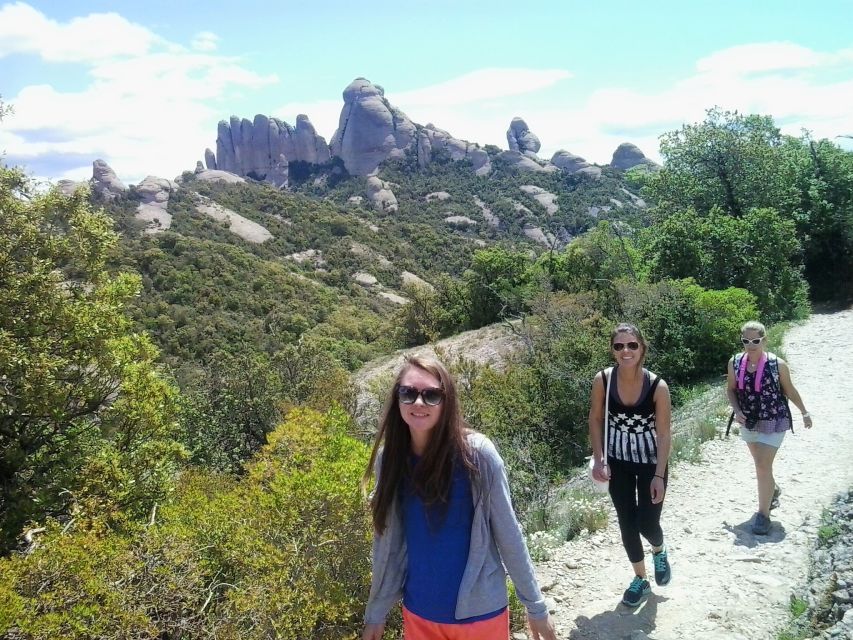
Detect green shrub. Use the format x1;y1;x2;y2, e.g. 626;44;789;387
0;408;373;639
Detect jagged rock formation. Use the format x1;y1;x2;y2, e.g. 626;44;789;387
549;151;603;179
56;179;86;196
497;150;556;173
610;142;658;171
134;176;176;233
425;191;451;202
416;124;491;175
208;114;330;187
330;78;417;176
506;117;541;157
92;159;128;200
365;176;398;212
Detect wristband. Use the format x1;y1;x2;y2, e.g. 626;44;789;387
802;412;811;418
654;474;665;480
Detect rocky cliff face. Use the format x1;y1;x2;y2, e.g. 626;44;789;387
207;114;330;187
329;78;417;176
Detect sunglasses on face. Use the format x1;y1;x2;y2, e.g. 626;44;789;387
397;385;444;406
612;341;640;352
741;337;763;345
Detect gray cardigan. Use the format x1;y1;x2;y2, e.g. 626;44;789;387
364;432;548;624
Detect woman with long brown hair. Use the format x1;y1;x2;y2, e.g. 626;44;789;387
362;356;557;640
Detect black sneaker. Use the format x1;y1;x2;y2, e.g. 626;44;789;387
653;546;671;586
770;485;782;511
622;576;651;607
752;512;771;535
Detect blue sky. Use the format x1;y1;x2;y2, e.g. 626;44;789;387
1;0;852;184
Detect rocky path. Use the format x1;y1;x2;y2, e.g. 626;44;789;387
537;309;853;640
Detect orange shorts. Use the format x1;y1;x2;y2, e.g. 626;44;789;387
402;606;509;640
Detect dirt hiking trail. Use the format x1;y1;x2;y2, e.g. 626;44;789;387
536;309;853;640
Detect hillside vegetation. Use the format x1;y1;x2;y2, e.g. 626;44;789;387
2;100;853;638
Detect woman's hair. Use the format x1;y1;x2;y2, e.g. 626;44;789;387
363;355;476;534
610;322;649;363
740;320;767;337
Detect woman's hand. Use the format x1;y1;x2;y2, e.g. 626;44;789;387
528;613;558;640
592;459;611;483
803;414;814;429
734;410;747;425
650;475;666;504
362;622;385;640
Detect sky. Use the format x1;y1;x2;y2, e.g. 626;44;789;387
1;0;852;185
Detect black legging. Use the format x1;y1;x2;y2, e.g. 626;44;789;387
608;457;667;563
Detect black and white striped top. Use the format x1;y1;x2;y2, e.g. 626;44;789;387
604;367;662;464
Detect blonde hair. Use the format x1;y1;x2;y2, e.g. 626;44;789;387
740;320;766;337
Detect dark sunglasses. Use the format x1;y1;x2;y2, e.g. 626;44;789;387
397;385;444;406
741;337;763;345
612;341;640;352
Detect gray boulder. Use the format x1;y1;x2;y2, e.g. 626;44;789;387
91;159;128;200
498;150;557;173
330;78;417;176
365;176;398;212
551;150;592;173
506;117;541;156
610;142;659;170
416;124;491;175
56;179;87;196
211;113;330;187
134;176;176;233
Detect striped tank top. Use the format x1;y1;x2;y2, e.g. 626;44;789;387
605;367;661;464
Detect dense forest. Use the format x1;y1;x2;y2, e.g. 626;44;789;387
2;98;852;638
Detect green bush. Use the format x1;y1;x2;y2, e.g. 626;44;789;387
0;408;372;639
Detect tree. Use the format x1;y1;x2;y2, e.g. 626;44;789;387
645;108;798;219
465;247;534;328
0;168;183;551
779;136;853;301
641;207;808;321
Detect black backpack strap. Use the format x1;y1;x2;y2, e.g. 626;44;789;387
726;411;735;437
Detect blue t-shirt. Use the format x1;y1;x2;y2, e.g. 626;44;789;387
402;459;504;623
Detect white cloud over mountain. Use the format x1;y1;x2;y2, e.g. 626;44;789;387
1;1;851;185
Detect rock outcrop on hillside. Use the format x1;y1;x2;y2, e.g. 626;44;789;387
207;114;330;187
92;159;128;200
56;159;128;199
330;78;417;176
550;150;602;179
610;142;658;171
507;117;541;157
497;150;556;173
365;176;398;212
416;124;491;175
134;176;176;233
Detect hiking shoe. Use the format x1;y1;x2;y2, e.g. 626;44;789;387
622;576;651;607
752;512;771;535
653;546;671;586
770;485;782;511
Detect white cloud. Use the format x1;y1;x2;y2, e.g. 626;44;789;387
1;3;277;183
0;1;157;61
191;31;219;52
390;68;572;107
